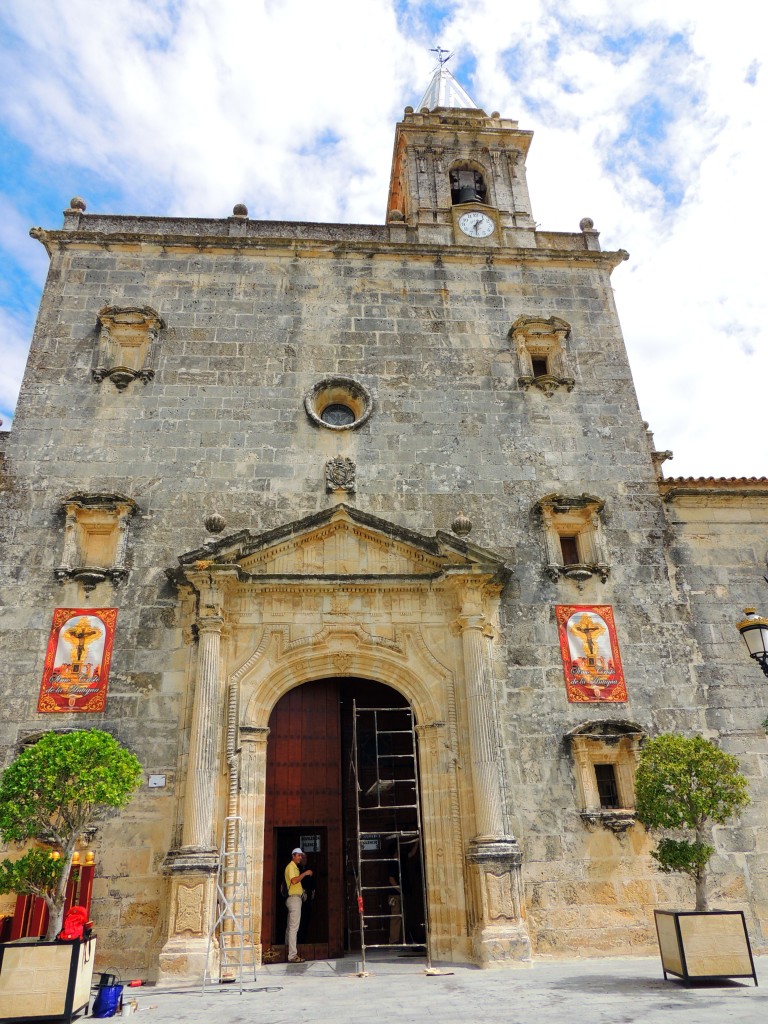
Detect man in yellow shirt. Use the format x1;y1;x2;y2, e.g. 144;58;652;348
284;847;313;963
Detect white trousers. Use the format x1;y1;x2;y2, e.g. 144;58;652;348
285;895;303;959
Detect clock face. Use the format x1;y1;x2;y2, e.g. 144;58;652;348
458;211;495;238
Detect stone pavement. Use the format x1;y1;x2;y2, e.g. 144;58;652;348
117;952;767;1024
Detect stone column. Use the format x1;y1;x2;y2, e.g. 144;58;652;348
455;584;531;968
113;507;132;575
239;725;270;966
415;720;470;962
457;609;507;841
182;614;224;850
158;565;236;987
57;507;78;577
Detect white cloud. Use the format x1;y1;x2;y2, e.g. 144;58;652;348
0;0;764;476
0;307;33;426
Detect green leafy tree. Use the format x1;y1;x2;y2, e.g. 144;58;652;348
0;729;142;939
635;734;750;911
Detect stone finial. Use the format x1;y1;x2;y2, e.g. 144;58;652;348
232;203;248;218
451;511;472;537
70;197;87;211
204;512;226;535
404;106;414;114
491;111;500;118
579;217;594;232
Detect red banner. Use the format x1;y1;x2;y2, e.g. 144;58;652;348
556;605;627;703
37;608;117;713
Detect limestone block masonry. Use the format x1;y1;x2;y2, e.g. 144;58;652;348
1;78;767;982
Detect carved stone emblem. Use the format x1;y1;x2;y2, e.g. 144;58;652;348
325;456;356;493
485;871;518;921
175;882;205;935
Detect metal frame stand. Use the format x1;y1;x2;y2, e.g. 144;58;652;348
351;701;431;974
203;815;257;993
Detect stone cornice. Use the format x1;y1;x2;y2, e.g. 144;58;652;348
660;477;768;501
29;224;628;270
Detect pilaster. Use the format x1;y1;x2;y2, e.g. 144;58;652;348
455;585;531;966
239;725;270;965
158;564;238;985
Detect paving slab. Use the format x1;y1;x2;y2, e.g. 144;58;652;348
117;953;767;1024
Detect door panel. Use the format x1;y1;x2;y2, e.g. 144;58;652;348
261;680;343;959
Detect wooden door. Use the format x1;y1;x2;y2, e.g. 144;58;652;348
261;680;344;960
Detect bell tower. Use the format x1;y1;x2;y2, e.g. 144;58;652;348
386;55;537;246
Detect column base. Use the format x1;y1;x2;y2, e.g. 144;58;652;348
470;921;532;968
466;836;532;969
157;934;219;988
157;849;219;987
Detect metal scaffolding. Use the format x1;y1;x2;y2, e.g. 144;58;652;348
203;815;257;993
350;702;430;973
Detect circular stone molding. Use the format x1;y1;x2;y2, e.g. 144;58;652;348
304;377;373;431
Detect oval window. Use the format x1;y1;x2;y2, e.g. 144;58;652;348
304;377;373;431
321;404;356;427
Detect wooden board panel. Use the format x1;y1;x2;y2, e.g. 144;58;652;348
656;912;683;975
678;913;753;977
262;679;344;958
0;938;95;1021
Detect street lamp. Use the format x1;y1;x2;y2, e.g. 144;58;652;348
736;608;768;678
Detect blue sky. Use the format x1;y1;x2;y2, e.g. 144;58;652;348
0;0;765;477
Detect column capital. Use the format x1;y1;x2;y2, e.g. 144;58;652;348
240;725;270;746
184;564;240;618
453;613;495;638
197;614;224;634
414;720;446;735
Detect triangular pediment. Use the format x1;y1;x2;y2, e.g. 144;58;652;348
172;504;509;584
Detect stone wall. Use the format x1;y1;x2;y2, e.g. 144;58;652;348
1;217;766;973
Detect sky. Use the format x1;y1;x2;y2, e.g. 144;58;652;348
0;0;764;479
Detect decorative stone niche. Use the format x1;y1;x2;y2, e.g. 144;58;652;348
55;493;138;589
565;720;644;833
92;306;165;390
511;315;575;396
535;493;610;583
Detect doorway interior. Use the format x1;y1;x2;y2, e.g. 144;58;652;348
261;678;426;961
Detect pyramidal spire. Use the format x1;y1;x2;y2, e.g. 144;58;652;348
417;48;480;111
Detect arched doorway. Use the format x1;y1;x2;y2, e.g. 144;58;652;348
260;678;426;962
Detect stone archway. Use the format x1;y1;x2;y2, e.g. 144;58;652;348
235;627;466;965
158;505;531;984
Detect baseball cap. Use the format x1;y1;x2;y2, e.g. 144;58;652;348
292;847;304;856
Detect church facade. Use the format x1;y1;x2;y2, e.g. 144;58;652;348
1;66;767;982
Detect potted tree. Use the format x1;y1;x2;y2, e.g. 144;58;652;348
635;733;756;985
0;729;142;1021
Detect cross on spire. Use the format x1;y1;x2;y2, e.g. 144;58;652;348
418;48;479;111
430;46;452;67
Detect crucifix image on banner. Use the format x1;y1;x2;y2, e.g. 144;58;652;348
37;608;117;713
556;605;627;703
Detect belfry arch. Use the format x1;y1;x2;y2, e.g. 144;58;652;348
159;505;532;983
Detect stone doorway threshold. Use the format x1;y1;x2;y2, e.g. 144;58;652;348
259;947;433;977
